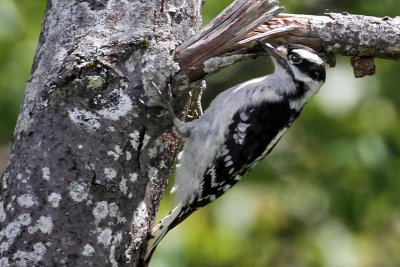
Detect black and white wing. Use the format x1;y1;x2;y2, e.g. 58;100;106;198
195;99;299;208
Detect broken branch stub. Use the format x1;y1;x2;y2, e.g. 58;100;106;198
176;0;283;71
351;57;376;78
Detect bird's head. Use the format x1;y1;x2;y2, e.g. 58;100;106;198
258;41;326;104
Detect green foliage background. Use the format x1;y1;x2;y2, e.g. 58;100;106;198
1;0;399;266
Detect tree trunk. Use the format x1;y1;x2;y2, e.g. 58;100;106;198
0;0;202;266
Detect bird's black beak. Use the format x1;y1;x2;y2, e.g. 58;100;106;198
257;41;288;68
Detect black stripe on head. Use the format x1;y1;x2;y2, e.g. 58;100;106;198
295;58;326;81
287;45;326;82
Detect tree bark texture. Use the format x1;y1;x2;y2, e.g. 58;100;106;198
263;13;400;60
0;0;202;266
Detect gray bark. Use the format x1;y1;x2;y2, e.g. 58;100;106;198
264;13;400;60
0;0;202;266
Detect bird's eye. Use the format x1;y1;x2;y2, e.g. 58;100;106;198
289;54;302;64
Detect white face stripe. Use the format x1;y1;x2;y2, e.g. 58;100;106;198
292;49;324;65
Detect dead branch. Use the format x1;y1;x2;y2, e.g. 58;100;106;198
176;4;400;79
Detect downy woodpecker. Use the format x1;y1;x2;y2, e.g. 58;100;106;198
144;41;326;261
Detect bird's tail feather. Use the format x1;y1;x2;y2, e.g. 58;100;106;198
143;203;183;262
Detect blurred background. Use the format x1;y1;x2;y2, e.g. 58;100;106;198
1;0;399;266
